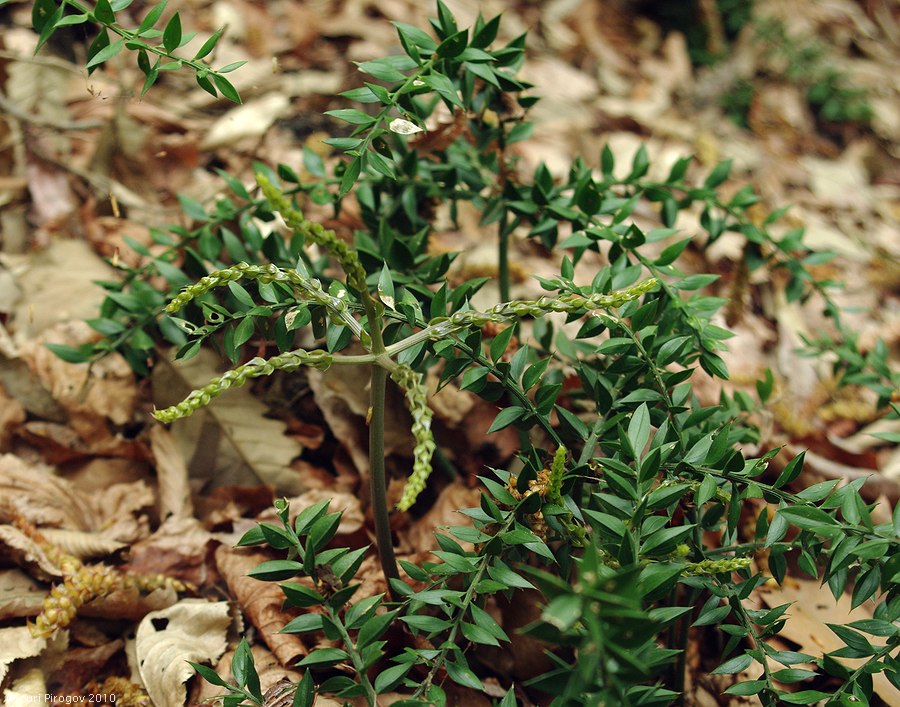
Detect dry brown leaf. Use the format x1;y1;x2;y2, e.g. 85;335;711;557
0;524;64;579
149;425;193;521
127;516;214;589
135;599;233;707
51;640;123;698
215;544;308;667
0;569;45;620
35;528;126;563
153;348;306;494
17;320;136;439
201;95;291;150
400;480;481;554
15;421;143;464
759;579;899;705
281;488;365;536
0;352;66;421
0;380;26;450
10;240;113;338
0;628;68;704
0;453;153;543
0;626;46;683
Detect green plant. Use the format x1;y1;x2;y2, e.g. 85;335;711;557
720;16;874;132
30;1;900;705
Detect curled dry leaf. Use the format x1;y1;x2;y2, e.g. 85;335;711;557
51;639;123;698
0;525;65;580
215;545;307;667
0;569;45;621
153;348;306;494
0;381;25;450
0;626;46;683
38;528;127;562
135;599;233;707
0;628;67;703
127;516;214;589
0;454;153;544
149;425;193;521
17;320;136;440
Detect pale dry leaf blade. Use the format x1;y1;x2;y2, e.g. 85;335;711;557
135;599;232;707
153;349;305;494
150;425;193;521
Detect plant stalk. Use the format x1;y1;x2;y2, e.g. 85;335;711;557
369;364;401;601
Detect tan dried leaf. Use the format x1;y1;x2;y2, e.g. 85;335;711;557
135;599;232;707
153;348;306;494
0;569;45;620
0;454;153;543
201;95;291;149
0;381;25;450
149;425;193;521
0;626;46;683
38;528;127;562
215;545;307;667
760;579;898;705
11;240;113;338
0;525;63;579
127;516;213;589
18;320;136;438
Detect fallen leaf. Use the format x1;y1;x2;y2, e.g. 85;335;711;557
149;425;193;521
10;239;113;338
153;348;306;494
135;599;233;707
215;544;308;667
201;95;291;149
760;579;899;705
0;569;45;621
0;454;153;543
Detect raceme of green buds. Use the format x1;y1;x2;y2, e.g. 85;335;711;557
391;363;436;512
153;349;333;423
256;175;368;294
165;262;347;318
548;444;567;503
425;278;658;337
683;557;752;576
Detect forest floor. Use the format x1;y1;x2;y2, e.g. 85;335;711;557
0;0;898;704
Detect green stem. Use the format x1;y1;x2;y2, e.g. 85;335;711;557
498;210;511;304
326;605;379;706
67;0;232;77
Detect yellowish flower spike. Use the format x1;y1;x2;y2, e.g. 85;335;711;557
425;278;658;337
391;364;436;511
256;175;369;295
153;349;333;423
